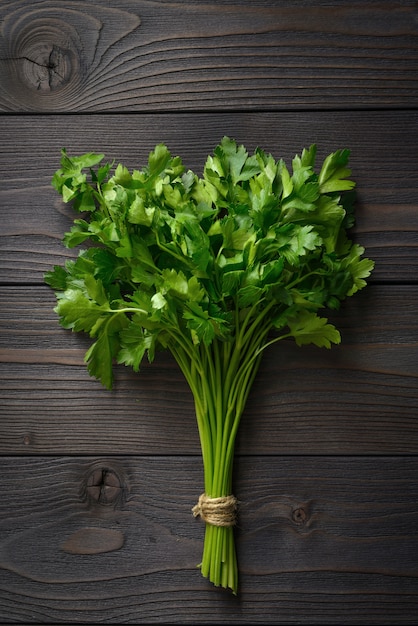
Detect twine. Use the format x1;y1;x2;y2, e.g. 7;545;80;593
192;493;238;527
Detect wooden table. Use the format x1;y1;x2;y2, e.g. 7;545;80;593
0;1;417;623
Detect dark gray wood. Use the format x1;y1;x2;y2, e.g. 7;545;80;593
0;1;417;112
0;1;417;622
0;456;417;624
1;285;417;456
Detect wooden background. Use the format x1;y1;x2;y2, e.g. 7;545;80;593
0;1;417;623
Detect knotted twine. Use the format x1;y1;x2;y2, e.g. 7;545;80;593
192;493;238;527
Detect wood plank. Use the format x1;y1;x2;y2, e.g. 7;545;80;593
1;1;416;623
1;284;417;455
0;111;417;283
0;455;417;623
0;1;417;112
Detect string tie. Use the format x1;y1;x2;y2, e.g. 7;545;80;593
192;493;238;527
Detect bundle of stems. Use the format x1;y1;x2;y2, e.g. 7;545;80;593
173;314;267;592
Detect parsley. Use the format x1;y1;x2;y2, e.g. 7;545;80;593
45;137;374;594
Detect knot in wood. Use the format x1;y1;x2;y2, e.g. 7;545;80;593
0;3;141;110
3;14;78;93
21;43;74;93
192;493;238;527
85;466;124;507
292;506;308;525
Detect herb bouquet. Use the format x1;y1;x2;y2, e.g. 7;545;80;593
45;137;374;594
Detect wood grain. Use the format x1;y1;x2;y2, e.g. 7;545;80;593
1;284;417;455
0;456;417;623
1;0;417;622
0;1;417;112
0;111;417;283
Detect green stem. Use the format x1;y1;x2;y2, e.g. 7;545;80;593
168;318;273;594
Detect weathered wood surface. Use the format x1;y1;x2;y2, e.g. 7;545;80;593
0;0;417;112
0;1;417;623
1;285;418;455
0;457;417;624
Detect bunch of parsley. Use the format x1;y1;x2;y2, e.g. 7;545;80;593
45;137;374;594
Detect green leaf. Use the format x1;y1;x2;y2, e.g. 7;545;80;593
84;313;128;389
160;268;204;302
84;274;108;306
237;284;264;308
221;137;260;183
183;302;215;345
276;224;321;264
115;233;133;258
55;289;106;333
260;258;284;285
89;248;127;286
117;322;155;372
113;163;132;186
221;269;244;296
128;195;155;226
151;292;167;310
318;149;355;194
342;244;375;296
147;143;173;177
94;162;112;184
59;149;105;175
61;183;81;203
44;265;68;290
63;221;92;248
74;188;96;212
278;160;293;198
286;311;341;348
300;144;317;168
52;150;105;201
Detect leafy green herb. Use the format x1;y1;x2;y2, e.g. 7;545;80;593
45;137;374;594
